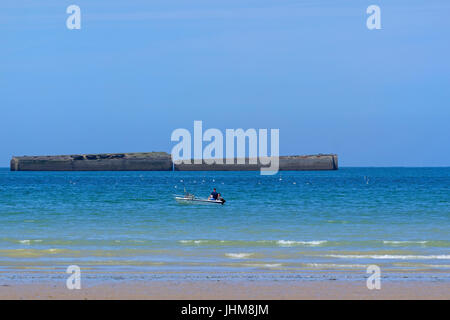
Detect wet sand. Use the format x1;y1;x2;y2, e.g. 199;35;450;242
0;280;448;300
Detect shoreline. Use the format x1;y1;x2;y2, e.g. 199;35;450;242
0;279;448;299
1;268;449;281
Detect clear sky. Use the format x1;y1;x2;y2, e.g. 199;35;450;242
1;0;449;167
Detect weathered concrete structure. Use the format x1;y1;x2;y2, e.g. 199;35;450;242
10;153;338;171
10;152;173;171
175;154;338;171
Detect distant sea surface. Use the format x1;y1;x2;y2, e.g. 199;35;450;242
0;168;449;283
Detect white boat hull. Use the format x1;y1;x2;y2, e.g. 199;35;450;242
175;196;225;205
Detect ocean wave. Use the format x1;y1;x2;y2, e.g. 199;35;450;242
383;241;428;245
243;263;282;268
179;239;327;247
276;240;327;247
1;238;155;246
19;240;43;245
306;263;367;269
225;253;254;259
176;239;450;248
0;248;73;258
422;264;450;269
325;254;450;260
179;240;212;244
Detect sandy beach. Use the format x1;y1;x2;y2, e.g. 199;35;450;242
0;280;448;300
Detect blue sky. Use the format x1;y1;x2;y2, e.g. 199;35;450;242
1;0;449;166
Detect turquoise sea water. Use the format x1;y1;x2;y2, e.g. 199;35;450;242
0;168;449;283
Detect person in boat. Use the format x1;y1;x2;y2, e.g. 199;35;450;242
217;193;226;204
208;188;219;200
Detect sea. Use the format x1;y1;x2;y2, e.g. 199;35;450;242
0;167;449;283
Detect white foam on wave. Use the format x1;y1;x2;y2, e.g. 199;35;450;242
383;240;428;245
263;263;282;268
307;263;367;269
19;240;42;245
179;239;328;247
46;248;67;254
225;253;254;259
276;240;327;247
180;240;208;244
244;263;282;268
325;254;450;260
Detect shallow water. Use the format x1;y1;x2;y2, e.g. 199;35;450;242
0;168;449;282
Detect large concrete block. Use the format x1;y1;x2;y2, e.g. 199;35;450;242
10;152;173;171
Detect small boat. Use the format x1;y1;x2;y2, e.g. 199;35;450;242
174;194;226;205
